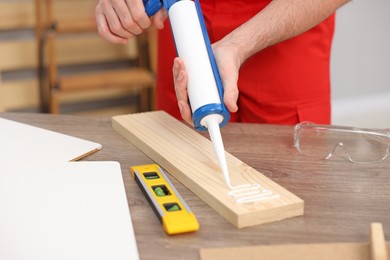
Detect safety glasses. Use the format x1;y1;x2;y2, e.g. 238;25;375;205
294;122;390;163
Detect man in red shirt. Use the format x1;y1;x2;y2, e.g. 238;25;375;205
96;0;350;125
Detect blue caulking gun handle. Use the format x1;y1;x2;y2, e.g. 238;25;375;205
142;0;163;17
143;0;178;16
143;0;230;131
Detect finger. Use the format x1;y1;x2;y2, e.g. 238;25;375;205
110;0;143;36
152;9;167;30
98;1;136;39
126;0;152;29
210;43;240;113
173;58;192;124
223;81;239;113
96;12;128;44
178;100;193;126
173;58;187;103
172;58;182;81
219;65;239;112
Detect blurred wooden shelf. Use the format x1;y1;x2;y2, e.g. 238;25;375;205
35;0;156;114
0;0;156;115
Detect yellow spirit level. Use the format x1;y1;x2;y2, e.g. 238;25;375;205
130;164;199;235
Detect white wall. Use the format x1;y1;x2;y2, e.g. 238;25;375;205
331;0;390;128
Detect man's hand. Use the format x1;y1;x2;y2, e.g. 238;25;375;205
173;42;240;125
95;0;167;44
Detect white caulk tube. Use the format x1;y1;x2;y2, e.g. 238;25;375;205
168;0;232;188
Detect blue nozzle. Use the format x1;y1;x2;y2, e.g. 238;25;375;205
193;103;230;131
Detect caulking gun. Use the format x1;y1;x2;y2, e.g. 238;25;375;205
144;0;233;187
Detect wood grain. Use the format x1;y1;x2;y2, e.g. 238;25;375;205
112;111;304;228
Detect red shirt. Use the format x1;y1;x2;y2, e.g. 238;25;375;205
156;0;335;125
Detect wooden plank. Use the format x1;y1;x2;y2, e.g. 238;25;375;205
53;0;96;20
56;18;96;33
60;68;154;92
0;0;137;71
200;243;390;260
147;28;157;73
0;0;97;31
55;34;138;65
0;36;137;71
70;105;138;117
59;87;141;103
0;79;39;110
53;0;97;33
0;40;37;71
0;78;141;111
112;111;304;228
0;1;34;30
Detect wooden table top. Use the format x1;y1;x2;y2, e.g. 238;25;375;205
1;112;389;260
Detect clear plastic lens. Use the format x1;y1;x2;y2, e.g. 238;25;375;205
294;122;390;163
296;127;340;159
